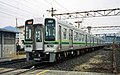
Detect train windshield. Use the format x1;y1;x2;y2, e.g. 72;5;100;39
45;18;55;41
25;25;32;40
35;25;42;42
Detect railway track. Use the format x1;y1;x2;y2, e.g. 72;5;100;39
0;46;120;75
0;60;52;75
0;68;34;75
0;58;26;66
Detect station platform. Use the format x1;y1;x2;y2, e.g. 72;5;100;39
0;54;26;62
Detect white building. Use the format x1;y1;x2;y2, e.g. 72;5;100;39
17;25;25;50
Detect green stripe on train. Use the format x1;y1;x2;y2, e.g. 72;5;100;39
24;40;96;45
45;41;93;44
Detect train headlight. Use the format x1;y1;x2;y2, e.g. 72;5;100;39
32;51;35;53
46;52;49;54
38;54;41;57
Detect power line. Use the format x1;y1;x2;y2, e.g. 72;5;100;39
44;0;53;6
43;0;67;18
0;10;25;20
23;0;47;16
52;0;76;19
0;1;34;15
52;0;69;11
14;0;35;11
44;0;63;12
15;0;42;16
0;6;30;18
0;11;14;17
24;0;44;10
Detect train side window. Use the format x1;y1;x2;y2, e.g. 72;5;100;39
69;29;73;40
74;32;78;41
79;33;81;41
63;28;67;40
76;32;78;41
82;34;84;42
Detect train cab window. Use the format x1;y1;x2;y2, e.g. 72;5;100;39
35;25;42;42
63;28;67;39
25;25;32;40
45;18;55;41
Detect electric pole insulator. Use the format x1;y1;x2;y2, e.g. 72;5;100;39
47;7;57;17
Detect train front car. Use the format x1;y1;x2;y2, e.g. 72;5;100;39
32;18;57;62
24;19;34;60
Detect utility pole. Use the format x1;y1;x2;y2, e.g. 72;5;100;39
16;17;18;27
87;26;92;34
75;21;82;28
47;7;57;17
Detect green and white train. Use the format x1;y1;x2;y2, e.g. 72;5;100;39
24;17;105;62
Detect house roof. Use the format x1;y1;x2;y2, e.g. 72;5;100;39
0;28;16;33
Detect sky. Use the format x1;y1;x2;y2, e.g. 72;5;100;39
0;0;120;29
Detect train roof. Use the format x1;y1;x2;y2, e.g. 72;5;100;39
26;17;103;40
57;18;104;40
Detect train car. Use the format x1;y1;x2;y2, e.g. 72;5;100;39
24;17;105;62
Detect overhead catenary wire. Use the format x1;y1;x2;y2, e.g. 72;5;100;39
52;0;76;19
52;0;69;11
23;0;45;11
14;0;43;17
0;6;31;18
43;0;68;18
0;1;35;15
44;0;64;12
0;10;25;19
14;0;37;12
23;0;49;16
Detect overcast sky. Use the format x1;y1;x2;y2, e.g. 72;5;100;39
0;0;120;28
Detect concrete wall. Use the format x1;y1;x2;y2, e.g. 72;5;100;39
3;45;16;58
0;31;16;58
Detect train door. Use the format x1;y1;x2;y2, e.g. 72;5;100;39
59;25;62;50
33;24;44;50
90;36;91;46
93;37;94;46
86;35;87;46
69;29;73;48
0;33;2;58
